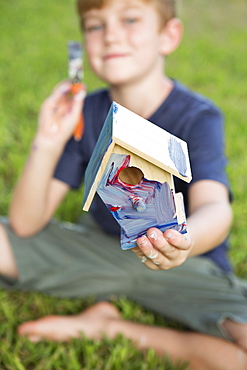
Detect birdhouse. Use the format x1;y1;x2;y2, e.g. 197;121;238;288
82;102;192;250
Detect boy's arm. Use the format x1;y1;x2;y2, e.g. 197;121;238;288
186;179;232;256
9;81;86;237
133;178;232;270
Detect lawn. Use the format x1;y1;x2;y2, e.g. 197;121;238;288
0;0;247;368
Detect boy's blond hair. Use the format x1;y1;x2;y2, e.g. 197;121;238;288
77;0;177;29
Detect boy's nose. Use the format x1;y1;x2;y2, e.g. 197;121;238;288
104;22;123;44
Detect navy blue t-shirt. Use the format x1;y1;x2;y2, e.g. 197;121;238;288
54;80;232;272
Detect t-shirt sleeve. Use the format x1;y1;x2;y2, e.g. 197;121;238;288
188;107;229;189
53;137;86;189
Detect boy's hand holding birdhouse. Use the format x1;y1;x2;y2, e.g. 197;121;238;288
134;228;193;270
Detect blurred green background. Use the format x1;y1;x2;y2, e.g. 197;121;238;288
0;0;247;368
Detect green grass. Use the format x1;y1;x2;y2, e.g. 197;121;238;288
0;0;247;368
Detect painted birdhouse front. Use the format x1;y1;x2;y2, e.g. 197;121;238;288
82;102;192;250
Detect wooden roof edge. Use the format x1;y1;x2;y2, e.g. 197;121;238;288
82;140;116;211
114;138;192;183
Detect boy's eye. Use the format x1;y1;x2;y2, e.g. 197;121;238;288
85;23;104;33
123;18;138;25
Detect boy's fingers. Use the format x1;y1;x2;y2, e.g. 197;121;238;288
163;230;193;251
136;236;172;269
132;246;150;261
134;229;193;270
132;245;160;270
52;80;71;95
70;88;86;124
43;81;86;114
45;83;86;119
50;81;71;100
73;86;86;102
42;82;71;112
136;229;173;262
147;228;192;252
136;235;161;260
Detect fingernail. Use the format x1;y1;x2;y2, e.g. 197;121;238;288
149;232;157;240
59;83;71;94
165;232;173;240
138;235;147;246
74;89;86;101
50;123;58;133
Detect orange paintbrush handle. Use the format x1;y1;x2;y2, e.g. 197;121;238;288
71;82;84;141
73;112;84;141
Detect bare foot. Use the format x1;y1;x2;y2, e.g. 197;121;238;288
18;301;121;342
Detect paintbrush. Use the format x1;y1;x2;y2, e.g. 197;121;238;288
68;41;84;141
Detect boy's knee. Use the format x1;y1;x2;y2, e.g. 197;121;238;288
0;222;19;279
223;319;247;351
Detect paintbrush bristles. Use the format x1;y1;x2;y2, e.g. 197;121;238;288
68;41;83;83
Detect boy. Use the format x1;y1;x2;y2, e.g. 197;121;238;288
1;0;247;368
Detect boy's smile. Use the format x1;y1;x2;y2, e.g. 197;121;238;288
83;0;167;87
102;52;130;61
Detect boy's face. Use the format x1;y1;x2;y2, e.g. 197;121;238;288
83;0;167;86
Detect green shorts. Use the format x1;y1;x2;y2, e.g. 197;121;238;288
1;214;247;341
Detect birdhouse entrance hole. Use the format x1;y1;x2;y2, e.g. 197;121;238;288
119;167;144;185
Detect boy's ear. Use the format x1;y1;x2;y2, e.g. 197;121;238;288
159;18;183;56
